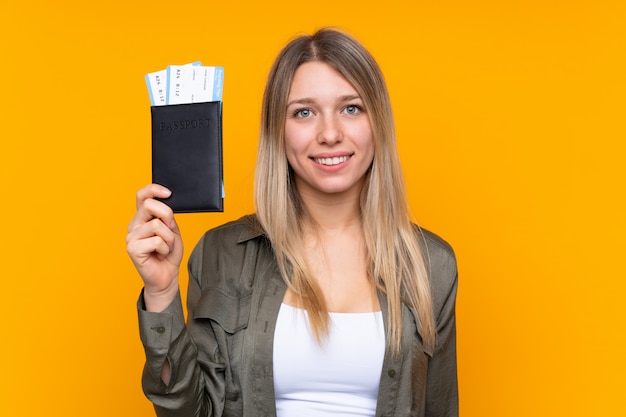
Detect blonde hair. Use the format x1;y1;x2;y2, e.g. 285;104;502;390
254;28;435;353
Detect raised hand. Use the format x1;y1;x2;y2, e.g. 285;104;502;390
126;184;183;312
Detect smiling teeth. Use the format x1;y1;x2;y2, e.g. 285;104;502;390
315;156;349;166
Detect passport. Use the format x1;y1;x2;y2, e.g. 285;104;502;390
151;101;223;212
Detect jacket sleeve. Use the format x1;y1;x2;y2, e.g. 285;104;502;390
424;236;459;417
137;236;226;417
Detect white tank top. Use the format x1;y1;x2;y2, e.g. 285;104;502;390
273;303;385;417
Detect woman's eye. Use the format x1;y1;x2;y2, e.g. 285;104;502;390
344;105;362;115
294;108;312;118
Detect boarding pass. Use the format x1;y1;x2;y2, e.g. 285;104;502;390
145;62;224;106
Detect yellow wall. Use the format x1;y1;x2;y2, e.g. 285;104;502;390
1;1;624;415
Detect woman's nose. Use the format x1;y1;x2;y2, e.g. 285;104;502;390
318;114;343;145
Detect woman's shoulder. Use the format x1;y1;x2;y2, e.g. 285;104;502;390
416;226;456;263
202;214;265;243
188;214;268;292
189;215;265;269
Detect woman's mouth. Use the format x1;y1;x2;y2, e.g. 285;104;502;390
313;155;351;166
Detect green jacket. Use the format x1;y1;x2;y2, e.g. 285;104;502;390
138;215;459;417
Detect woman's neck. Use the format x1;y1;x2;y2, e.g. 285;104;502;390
293;172;366;232
298;190;362;233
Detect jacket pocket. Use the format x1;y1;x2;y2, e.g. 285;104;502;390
193;288;252;333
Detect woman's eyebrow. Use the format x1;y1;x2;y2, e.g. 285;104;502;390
286;97;315;107
338;94;362;102
286;95;362;107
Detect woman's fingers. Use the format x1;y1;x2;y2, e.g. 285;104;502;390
127;235;172;262
127;217;178;256
126;184;182;272
135;184;172;210
128;191;175;233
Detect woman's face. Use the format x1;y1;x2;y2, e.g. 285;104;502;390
284;61;374;201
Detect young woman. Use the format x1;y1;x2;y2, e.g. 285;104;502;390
127;28;458;417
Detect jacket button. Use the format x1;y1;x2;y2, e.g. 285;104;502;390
387;369;396;377
154;326;166;334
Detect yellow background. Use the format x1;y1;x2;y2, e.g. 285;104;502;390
1;1;624;416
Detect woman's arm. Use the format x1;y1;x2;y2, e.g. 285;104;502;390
129;185;225;416
138;236;227;417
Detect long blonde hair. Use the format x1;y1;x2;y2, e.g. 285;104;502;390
254;28;435;353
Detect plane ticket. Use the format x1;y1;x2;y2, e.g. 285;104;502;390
145;62;224;106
